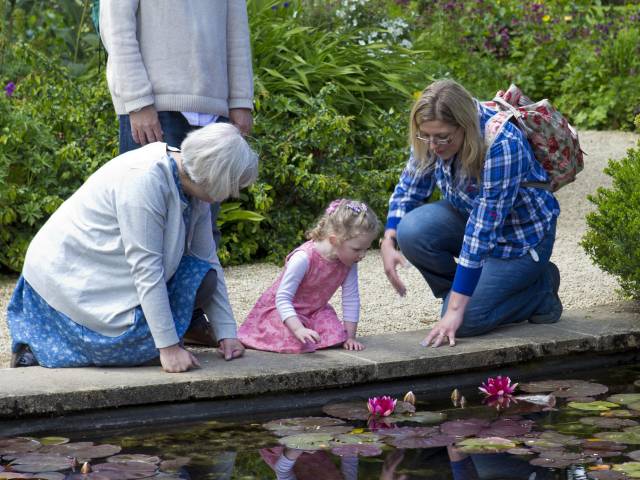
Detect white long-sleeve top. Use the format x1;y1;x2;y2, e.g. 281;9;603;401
23;142;237;348
275;250;360;323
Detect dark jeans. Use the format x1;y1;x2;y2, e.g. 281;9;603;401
396;200;558;337
118;111;223;246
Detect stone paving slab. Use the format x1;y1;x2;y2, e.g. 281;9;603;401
0;303;638;419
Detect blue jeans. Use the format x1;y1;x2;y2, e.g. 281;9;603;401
396;200;557;337
118;111;223;246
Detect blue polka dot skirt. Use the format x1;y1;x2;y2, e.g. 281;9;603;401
7;255;212;368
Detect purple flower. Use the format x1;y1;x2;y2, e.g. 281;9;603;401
4;81;15;97
479;376;518;397
271;4;278;10
283;1;289;7
367;396;397;417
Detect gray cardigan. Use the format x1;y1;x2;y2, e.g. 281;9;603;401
23;143;237;348
100;0;254;115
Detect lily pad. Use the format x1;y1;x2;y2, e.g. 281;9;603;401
278;433;334;451
0;438;41;456
440;418;490;437
608;394;640;406
587;471;627;480
379;426;439;439
388;411;446;425
394;401;416;414
520;380;608;398
580;417;639;429
263;417;346;432
331;444;383;457
456;437;517;454
332;433;383;446
595;430;640;445
529;454;589;469
8;453;73;472
583;449;624;458
106;454;160;464
613;461;640;478
602;409;640;418
568;401;620;412
92;462;158;479
38;438;69;446
506;447;534;455
263;417;349;437
159;457;191;472
388;434;456;449
322;402;370;421
581;439;627;451
478;418;534;438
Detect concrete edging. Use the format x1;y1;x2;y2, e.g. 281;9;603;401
0;303;638;422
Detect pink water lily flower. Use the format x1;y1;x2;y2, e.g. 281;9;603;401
367;396;397;417
479;376;518;397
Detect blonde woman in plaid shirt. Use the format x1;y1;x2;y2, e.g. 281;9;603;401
380;79;561;348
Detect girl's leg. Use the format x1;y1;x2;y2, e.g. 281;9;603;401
445;220;559;337
396;200;466;298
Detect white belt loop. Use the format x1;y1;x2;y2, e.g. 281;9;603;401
529;248;540;262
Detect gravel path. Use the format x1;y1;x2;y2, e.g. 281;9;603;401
1;130;638;368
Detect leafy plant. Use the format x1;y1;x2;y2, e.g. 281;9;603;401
581;144;640;299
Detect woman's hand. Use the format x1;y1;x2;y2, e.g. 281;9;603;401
421;292;470;347
380;235;407;297
217;338;245;361
159;343;201;373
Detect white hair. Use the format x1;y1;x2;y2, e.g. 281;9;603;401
180;122;259;201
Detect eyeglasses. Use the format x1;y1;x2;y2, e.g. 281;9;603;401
415;127;459;146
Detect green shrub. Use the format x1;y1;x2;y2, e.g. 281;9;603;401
234;83;407;264
0;42;117;272
581;144;640;299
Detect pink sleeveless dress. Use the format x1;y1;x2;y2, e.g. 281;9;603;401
238;241;350;353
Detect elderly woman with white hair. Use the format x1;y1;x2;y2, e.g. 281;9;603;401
7;122;259;373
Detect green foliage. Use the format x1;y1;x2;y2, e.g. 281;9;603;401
242;83;406;263
581;144;640;299
1;0;639;272
249;0;422;127
0;42;117;271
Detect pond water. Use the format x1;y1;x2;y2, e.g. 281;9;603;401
3;365;640;479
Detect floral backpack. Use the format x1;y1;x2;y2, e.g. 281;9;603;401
483;84;584;192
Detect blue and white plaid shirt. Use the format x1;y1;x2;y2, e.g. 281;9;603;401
386;102;560;274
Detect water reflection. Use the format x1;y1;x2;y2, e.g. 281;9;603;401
3;366;640;479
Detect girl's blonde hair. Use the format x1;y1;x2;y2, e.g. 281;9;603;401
409;79;486;182
307;199;382;243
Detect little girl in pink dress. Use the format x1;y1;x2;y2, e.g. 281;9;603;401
238;199;381;353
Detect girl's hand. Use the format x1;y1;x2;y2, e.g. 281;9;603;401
380;236;408;297
343;338;365;351
293;327;321;345
159;344;201;373
284;316;320;345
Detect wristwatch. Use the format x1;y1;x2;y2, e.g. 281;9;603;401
379;236;399;250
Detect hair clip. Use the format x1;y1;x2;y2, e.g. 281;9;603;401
325;199;367;215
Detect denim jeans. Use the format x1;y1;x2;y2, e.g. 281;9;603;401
396;200;557;337
118;111;224;246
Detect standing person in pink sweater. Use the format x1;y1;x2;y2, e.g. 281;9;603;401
238;199;381;353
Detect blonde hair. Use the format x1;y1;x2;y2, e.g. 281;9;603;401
307;199;382;243
181;122;259;201
409;79;486;182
